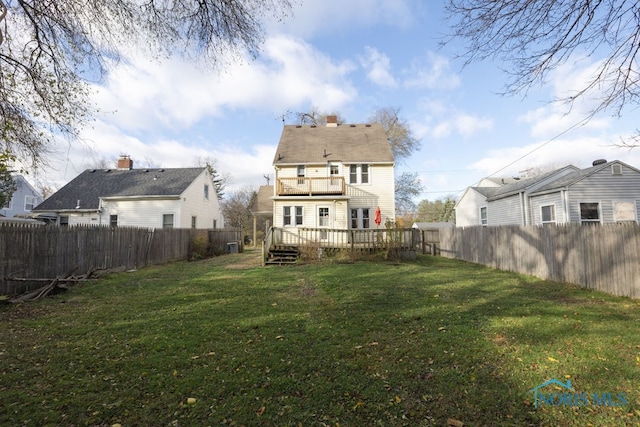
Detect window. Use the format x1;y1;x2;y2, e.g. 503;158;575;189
59;216;69;227
213;219;217;229
349;164;370;184
614;201;636;222
329;164;340;185
541;205;556;224
351;208;372;229
318;207;330;227
297;165;305;184
163;214;174;229
191;216;197;229
283;206;303;226
480;206;487;226
204;184;209;200
361;165;369;184
24;196;35;211
3;198;11;210
110;215;118;227
579;203;600;224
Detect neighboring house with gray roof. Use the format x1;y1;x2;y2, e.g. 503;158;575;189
1;175;43;218
271;117;395;243
456;160;640;227
32;156;224;229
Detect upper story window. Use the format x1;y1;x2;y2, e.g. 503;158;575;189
297;165;305;184
204;184;209;200
24;196;35;211
349;164;370;184
579;202;600;224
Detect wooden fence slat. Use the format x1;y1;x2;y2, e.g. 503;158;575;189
439;223;640;298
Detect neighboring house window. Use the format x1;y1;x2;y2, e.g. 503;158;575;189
110;215;118;227
163;214;174;229
297;165;305;184
614;201;636;222
318;207;330;227
579;202;600;224
213;219;217;229
541;205;556;224
24;196;35;211
59;216;69;227
350;208;371;228
204;184;209;200
283;206;303;226
191;216;197;229
349;165;370;184
480;206;488;226
3;198;11;210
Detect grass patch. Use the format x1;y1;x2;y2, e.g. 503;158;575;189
1;250;639;426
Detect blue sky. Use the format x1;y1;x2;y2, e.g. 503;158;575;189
36;0;640;201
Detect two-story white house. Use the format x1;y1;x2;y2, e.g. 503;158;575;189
32;156;224;229
270;117;395;246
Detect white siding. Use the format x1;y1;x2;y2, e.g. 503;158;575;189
488;194;523;225
455;188;486;227
567;164;640;223
529;193;565;224
273;163;395;230
177;170;224;229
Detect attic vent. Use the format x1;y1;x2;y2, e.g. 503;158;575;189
310;125;316;128
296;125;302;128
104;169;111;173
365;124;371;127
143;169;149;172
158;169;165;172
592;159;607;166
612;164;622;175
350;124;356;127
90;169;96;173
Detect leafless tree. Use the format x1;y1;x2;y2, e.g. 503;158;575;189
369;107;421;162
445;0;640;143
0;0;292;166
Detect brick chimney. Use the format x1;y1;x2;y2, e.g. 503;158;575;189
326;115;338;127
117;155;133;170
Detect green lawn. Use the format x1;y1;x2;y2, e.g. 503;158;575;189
1;250;639;426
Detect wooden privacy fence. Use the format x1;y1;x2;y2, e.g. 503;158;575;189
0;224;243;295
439;223;640;298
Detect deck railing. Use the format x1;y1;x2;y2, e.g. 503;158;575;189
276;177;345;196
269;227;418;250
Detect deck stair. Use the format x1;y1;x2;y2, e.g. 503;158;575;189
265;245;299;265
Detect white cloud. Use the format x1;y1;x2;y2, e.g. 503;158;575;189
404;52;460;91
92;35;357;132
269;0;416;38
360;46;398;88
415;99;493;139
470;135;640;179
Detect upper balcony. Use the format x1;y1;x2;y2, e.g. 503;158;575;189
276;177;346;196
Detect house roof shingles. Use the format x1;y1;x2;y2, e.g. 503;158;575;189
273;123;394;165
34;168;205;211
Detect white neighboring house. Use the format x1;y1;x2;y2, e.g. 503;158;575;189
32;156;224;229
1;175;43;218
455;160;640;227
271;116;395;243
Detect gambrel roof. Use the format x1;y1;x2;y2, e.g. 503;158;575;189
34;168;206;211
273;123;394;165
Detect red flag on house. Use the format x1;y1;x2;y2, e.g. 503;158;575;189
374;206;382;226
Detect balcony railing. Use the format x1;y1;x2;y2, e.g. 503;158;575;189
277;177;345;196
